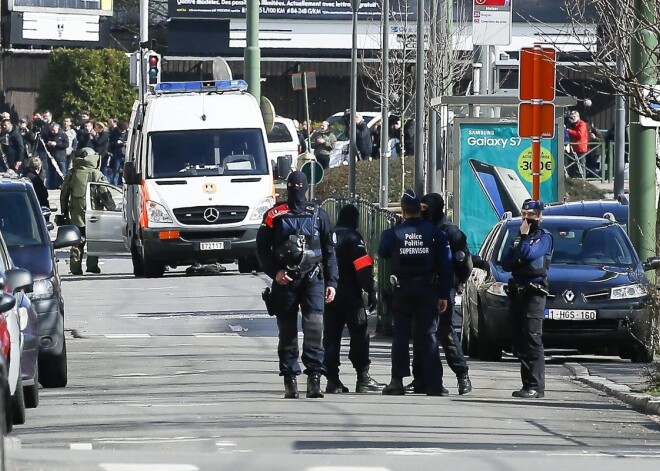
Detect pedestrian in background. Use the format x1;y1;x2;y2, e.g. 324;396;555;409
378;189;452;396
323;203;384;394
22;157;49;209
310;120;336;169
256;171;338;399
502;199;553;399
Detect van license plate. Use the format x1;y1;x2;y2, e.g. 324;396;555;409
200;242;224;251
546;309;596;320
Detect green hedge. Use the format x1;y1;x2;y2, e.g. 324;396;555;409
37;48;137;122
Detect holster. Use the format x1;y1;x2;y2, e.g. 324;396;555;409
262;287;275;316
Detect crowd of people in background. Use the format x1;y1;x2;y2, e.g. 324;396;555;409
0;110;128;190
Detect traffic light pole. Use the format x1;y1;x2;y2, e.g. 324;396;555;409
245;0;261;103
629;0;657;276
139;0;148;103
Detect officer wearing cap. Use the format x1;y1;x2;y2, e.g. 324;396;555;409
323;203;384;394
256;171;338;399
502;199;553;399
377;189;453;396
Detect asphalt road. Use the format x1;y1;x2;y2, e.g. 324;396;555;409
4;256;660;471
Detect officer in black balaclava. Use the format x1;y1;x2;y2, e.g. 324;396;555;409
323;204;384;394
256;171;338;399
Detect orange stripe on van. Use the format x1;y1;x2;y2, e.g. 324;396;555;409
139;179;149;228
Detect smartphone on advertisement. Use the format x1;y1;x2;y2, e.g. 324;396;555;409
468;159;532;218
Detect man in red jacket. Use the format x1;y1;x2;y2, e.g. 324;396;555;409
566;110;588;177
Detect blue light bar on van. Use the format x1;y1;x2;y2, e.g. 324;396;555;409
153;80;249;94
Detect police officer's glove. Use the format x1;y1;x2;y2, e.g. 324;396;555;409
367;290;377;312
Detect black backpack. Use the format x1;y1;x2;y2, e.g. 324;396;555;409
439;222;473;285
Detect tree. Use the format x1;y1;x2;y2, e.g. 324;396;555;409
37;49;138;122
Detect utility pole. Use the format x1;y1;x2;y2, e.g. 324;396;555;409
427;0;438;194
139;0;148;103
614;56;626;200
629;0;657;274
245;0;261;103
349;0;359;197
414;0;425;195
379;0;390;207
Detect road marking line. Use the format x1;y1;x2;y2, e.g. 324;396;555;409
215;441;236;447
100;465;198;471
104;334;151;339
193;333;239;338
70;442;93;450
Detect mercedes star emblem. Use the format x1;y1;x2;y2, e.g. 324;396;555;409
203;207;220;223
563;289;576;303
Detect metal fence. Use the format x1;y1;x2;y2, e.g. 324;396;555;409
321;197;401;334
564;140;627;182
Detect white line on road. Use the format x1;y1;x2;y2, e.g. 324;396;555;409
104;334;151;339
100;464;198;471
193;333;239;337
70;442;93;450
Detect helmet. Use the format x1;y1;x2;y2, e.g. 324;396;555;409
275;235;305;269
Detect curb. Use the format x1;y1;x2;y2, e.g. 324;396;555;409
565;363;660;416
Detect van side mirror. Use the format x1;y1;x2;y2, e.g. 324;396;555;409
123;161;142;185
5;268;33;294
0;294;15;314
53;225;82;249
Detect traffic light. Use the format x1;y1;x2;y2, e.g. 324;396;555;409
145;51;161;86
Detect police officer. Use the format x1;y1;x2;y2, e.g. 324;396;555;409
256;171;338;399
502;199;553;399
406;193;473;395
60;147;116;275
323;204;384;394
377;189;453;396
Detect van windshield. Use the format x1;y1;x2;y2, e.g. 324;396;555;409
149;129;269;178
0;191;45;247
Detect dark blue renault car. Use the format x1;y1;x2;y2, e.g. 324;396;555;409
0;174;80;388
462;214;660;363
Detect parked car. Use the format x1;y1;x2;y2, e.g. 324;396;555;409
0;174;81;388
326;111;381;168
0;230;39;410
462;214;660;363
544;199;629;231
0;292;14;436
267;116;301;179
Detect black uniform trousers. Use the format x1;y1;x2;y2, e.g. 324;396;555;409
509;286;546;393
272;273;325;377
411;288;469;386
323;300;370;380
391;279;444;393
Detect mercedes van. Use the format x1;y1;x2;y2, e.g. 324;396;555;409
122;80;275;277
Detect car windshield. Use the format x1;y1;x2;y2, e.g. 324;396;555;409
267;122;294;144
0;190;45;247
149;129;269;178
494;221;636;267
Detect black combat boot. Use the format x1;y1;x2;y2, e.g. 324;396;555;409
356;370;385;393
381;377;405;395
326;377;349;394
457;374;473;395
283;376;299;399
306;373;324;398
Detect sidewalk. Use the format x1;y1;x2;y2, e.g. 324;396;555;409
565;362;660;416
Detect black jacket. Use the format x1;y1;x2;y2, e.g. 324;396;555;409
46;129;69;163
23;168;49;208
1;126;26;169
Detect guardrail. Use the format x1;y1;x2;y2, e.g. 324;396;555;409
564;141;628;182
321;197;400;334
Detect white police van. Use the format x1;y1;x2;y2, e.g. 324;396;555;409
117;80;275;277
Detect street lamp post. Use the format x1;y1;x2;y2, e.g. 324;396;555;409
245;0;261;103
414;0;425;195
380;0;389;207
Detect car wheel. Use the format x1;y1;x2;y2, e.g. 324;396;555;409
477;304;502;361
23;367;39;409
131;241;144;278
10;367;26;426
39;338;68;388
142;252;164;278
237;257;259;274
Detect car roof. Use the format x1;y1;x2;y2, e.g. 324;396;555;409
543;200;628;221
502;215;619;229
0;173;31;191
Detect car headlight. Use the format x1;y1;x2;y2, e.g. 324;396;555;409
28;278;54;301
611;284;647;300
146;200;173;223
250;196;276;221
487;282;508;297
